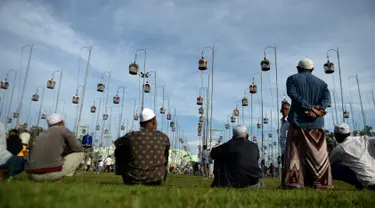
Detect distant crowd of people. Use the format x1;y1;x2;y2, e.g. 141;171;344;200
1;58;374;190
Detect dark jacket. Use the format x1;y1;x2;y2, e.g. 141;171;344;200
6;135;23;156
210;138;262;188
286;71;331;129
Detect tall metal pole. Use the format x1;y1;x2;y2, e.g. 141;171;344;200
260;71;264;160
16;44;33;127
200;72;209;146
52;70;63;113
149;71;157;113
117;86;126;138
73;85;83;133
133;49;147;111
94;98;102;146
131;98;137;131
35;86;45;136
348;75;366;128
349;102;355;132
332;89;338;124
76;46;92;134
4;69;17;129
327;48;345;123
99;71;112;144
370;90;375;108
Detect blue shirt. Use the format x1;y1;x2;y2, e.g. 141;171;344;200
280;117;289;153
286;71;331;129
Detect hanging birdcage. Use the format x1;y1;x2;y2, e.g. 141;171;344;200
72;95;79;104
353;130;358;136
172;127;176;132
134;112;139;121
198;57;208;71
170;121;175;128
268;132;272;138
7;117;12;123
104;129;109;134
249;83;257;94
198;145;202;150
144;81;151;93
264;145;267;150
179;138;184;143
97;82;105;92
197;96;203;105
263;117;269;124
167;112;172;120
199;115;204;122
129;62;139;75
199;107;204;115
47;79;56;89
257;122;261;129
103;114;108;120
96;125;100;131
160;107;166;114
231;116;236;123
90;105;96;113
32;93;39;102
0;79;9;90
23;123;28;129
113;95;120;104
324;60;334;74
198;122;203;128
198;127;202;136
225;123;230;129
41;114;47;119
261;57;271;71
344;110;350;119
242;97;248;106
121;125;125;131
253;136;257;142
13;112;19;118
233;108;239;116
273;141;277;146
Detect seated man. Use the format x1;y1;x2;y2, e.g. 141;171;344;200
114;108;170;185
211;125;264;188
330;123;375;189
25;114;84;182
0;122;24;181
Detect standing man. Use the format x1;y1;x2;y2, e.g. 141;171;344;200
283;58;333;189
280;101;290;165
26;114;84;182
114;108;170;185
201;145;210;179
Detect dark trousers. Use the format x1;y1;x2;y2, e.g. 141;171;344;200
121;175;164;186
0;156;24;178
331;163;375;189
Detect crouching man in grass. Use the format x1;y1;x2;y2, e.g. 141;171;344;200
25;114;84;182
114;108;170;186
210;125;264;188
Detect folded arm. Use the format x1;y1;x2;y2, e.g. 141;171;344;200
62;128;84;152
286;77;313;110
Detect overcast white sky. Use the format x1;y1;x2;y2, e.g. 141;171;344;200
0;0;374;154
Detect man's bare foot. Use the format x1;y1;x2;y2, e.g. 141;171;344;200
54;178;64;183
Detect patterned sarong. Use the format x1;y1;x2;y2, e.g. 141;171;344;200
282;124;334;189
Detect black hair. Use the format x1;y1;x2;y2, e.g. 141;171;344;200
297;66;313;73
203;145;207;150
10;129;19;134
335;133;350;143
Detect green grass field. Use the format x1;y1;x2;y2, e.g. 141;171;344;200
1;172;374;208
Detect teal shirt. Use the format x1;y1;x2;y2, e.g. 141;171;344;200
286;71;331;129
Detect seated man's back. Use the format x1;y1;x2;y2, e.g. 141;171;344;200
26;126;84;173
115;128;170;184
211;125;263;188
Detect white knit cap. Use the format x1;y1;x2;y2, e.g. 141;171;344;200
298;58;314;70
20;132;31;145
47;113;63;126
140;108;156;122
334;123;350;134
233;125;248;138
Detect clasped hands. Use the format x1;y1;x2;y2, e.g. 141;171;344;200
305;106;326;120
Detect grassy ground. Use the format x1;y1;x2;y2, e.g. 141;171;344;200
1;172;374;208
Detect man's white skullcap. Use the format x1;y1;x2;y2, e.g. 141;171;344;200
233;125;248;138
140;108;156;122
334;123;350;134
47;113;63;126
298;58;314;70
20;132;31;145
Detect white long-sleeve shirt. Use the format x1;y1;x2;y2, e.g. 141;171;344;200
0;122;13;165
330;136;375;186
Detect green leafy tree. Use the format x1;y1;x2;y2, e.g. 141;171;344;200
360;125;375;136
